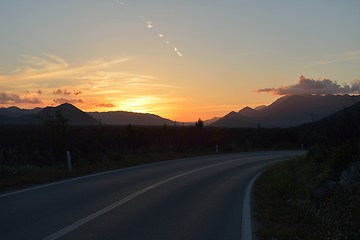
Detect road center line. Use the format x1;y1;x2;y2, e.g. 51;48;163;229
42;158;246;240
42;153;298;240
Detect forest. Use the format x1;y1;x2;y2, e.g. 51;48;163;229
1;100;359;192
0;122;301;169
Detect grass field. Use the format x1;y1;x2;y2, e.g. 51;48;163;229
254;155;360;240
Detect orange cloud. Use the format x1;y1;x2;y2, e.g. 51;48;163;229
53;98;83;104
95;103;116;108
0;92;42;104
52;89;82;96
53;89;72;95
258;76;360;95
0;54;182;118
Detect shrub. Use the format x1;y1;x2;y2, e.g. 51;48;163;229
328;143;353;178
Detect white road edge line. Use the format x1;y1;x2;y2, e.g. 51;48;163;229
42;159;241;240
241;153;305;240
241;170;264;240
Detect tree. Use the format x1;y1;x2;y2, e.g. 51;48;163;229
195;118;204;128
41;110;69;164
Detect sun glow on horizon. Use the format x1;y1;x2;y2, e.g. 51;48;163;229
0;53;190;119
115;96;162;114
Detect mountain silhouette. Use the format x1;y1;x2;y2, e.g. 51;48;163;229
38;103;99;125
238;106;256;116
0;106;42;118
298;99;360;145
211;94;360;128
204;117;221;126
0;106;42;124
0;103;174;126
1;95;359;127
88;111;174;126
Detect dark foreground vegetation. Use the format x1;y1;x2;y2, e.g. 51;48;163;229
254;101;360;239
1;100;359;239
0;120;301;192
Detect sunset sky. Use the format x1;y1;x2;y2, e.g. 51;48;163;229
1;0;360;121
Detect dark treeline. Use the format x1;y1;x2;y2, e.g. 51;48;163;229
0;124;302;168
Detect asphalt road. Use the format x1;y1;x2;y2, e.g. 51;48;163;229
0;150;305;240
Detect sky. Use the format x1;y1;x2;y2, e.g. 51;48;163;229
0;0;360;122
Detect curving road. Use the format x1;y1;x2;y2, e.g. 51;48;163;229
0;150;305;240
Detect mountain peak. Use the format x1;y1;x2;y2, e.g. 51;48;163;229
224;111;238;117
238;106;255;116
39;103;99;125
59;102;74;107
7;106;22;111
254;105;267;111
55;102;81;110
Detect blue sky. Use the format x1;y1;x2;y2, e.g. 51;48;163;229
1;0;359;121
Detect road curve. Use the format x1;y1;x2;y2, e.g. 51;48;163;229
0;150;305;240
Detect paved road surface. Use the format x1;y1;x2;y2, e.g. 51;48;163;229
0;151;305;240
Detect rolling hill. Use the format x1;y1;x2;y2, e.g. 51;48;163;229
88;111;174;126
0;104;175;126
0;106;42;117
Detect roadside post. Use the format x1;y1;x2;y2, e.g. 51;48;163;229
66;150;72;172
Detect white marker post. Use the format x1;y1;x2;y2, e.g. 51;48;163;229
66;150;72;172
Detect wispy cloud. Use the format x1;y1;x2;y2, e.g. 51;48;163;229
95;103;116;108
311;51;360;66
0;54;132;85
116;1;127;9
257;76;360;95
0;54;180;116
